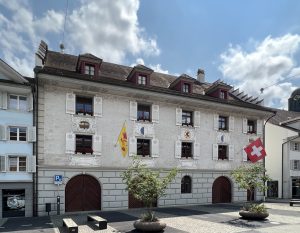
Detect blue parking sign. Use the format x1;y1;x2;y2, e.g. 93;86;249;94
54;175;63;185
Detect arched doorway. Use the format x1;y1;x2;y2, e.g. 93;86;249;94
212;176;231;203
65;174;101;212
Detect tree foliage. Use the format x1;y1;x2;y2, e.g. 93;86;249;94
121;156;178;209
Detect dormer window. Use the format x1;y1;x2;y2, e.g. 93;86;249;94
84;64;95;76
137;75;147;85
220;90;227;99
182;83;190;93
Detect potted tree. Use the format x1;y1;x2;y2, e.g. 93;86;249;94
231;163;271;220
122;157;177;232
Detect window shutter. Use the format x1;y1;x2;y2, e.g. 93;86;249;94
242;118;248;134
2;92;7;110
66;132;75;154
257;120;263;135
130;101;137;121
151;138;159;157
0;155;7;172
27;156;36;173
212;144;218;160
0;91;2;108
229;144;234;161
151;104;159;123
0;125;7;140
93;135;102;156
176;108;182;126
242;147;248;161
28;126;36;142
27;93;33;111
93;96;103;117
290;160;294;170
194;111;201;128
213;114;219;130
66;93;75;114
129;137;137;156
193;142;200;159
229;116;234;132
175;140;182;158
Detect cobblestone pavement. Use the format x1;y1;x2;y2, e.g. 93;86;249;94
0;202;299;233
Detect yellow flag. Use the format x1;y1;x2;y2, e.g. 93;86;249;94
117;122;128;157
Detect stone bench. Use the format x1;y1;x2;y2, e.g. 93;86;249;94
87;214;107;230
289;199;300;206
62;218;78;233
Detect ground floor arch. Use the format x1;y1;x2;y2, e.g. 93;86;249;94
65;174;101;212
212;176;232;203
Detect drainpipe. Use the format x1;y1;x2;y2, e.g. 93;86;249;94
263;112;277;201
281;134;300;199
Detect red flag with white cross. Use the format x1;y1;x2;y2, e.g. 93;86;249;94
244;138;266;163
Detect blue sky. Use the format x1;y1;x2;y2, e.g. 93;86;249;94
1;0;300;109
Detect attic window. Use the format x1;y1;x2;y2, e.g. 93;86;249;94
182;83;190;93
220;90;227;99
84;64;95;76
137;75;147;85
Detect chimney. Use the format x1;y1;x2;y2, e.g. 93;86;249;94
197;69;205;83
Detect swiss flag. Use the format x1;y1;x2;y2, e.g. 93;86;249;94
244;138;266;163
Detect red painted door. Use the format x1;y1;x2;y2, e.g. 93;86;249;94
65;175;101;212
212;176;231;203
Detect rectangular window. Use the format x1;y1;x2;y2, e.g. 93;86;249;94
182;111;193;126
182;83;190;93
137;75;147;85
8;95;27;111
9;127;27;141
76;96;93;116
75;135;93;154
291;142;300;151
137;104;151;121
220;90;227;99
181;142;193;158
247;120;256;134
292;160;300;170
218;145;228;160
137;139;150;157
219;116;228;130
8;156;26;172
84;64;95;76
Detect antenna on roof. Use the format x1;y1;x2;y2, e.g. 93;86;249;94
60;0;69;53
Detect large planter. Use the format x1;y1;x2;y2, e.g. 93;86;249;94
133;219;166;232
239;210;269;220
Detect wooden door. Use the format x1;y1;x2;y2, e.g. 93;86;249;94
212;176;231;203
65;175;101;212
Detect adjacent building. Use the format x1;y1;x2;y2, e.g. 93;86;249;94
0;59;36;218
34;42;274;216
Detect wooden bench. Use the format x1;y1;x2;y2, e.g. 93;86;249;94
87;214;107;230
289;199;300;206
62;218;78;233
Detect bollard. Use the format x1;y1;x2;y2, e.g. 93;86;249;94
57;196;60;215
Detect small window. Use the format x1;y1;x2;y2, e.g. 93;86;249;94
137;104;151;121
182;83;190;93
8;156;26;172
220;90;227;99
181;176;192;193
76;135;93;154
76;96;93;116
137;75;147;85
181;142;193;158
137;139;150;157
8;95;27;111
219;116;228;130
218;145;228;160
291;142;300;151
182;111;193;126
84;64;95;76
292;160;300;170
247;120;256;134
9;127;27;141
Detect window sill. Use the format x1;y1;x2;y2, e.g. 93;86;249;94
180;157;193;160
247;132;257;135
181;125;194;128
137;120;152;123
75;113;94;118
218;129;228;132
74;153;94;157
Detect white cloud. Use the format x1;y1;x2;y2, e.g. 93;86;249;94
219;34;300;109
0;0;159;77
131;58;169;74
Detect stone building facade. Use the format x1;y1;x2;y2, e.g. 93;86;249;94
34;42;274;216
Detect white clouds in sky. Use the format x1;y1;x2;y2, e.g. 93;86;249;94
131;58;169;74
0;0;159;76
219;34;300;109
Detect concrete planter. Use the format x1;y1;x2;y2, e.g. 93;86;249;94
239;210;269;220
133;219;167;232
